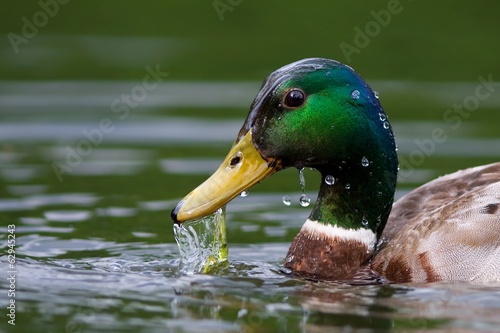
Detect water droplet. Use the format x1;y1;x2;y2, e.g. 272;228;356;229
240;190;248;197
299;194;311;207
361;156;369;167
350;89;360;100
395;144;399;152
378;112;386;121
374;91;380;99
345;183;351;190
297;168;310;207
282;195;291;206
383;121;390;129
298;168;305;190
324;175;335;185
362;217;369;227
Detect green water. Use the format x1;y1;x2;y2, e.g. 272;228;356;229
1;1;500;332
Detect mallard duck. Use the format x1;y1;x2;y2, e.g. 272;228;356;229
171;58;500;283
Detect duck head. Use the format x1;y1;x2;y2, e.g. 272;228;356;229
172;58;398;280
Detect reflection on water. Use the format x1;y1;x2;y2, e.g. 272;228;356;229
0;78;499;333
159;158;223;175
3;80;500;110
0;119;241;143
44;210;92;222
0;193;99;211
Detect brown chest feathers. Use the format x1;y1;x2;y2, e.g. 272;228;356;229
284;219;376;281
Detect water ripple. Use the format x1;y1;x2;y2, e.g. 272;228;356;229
18;235;116;257
96;207;137;217
25;193;99;208
44;210;92;222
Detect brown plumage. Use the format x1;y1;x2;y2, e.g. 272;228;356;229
371;162;500;283
285;228;370;281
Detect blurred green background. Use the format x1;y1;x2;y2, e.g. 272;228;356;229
2;0;500;81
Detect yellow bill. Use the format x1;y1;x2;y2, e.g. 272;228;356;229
172;131;279;223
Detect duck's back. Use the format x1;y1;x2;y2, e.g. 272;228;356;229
371;162;500;283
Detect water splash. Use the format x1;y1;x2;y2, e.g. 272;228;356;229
298;167;306;191
173;207;228;275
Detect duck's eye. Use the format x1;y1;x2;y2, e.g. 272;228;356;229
283;89;305;108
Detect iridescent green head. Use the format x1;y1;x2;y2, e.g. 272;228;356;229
239;58;398;234
173;58;398;237
241;59;394;170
